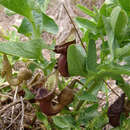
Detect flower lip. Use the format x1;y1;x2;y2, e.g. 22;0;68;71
53;40;76;54
35;88;55;101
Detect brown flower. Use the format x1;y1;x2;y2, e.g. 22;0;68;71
107;93;125;127
54;40;76;77
35;87;74;116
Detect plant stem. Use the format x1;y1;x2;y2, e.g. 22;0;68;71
63;4;86;52
68;79;84;89
31;21;40;38
103;79;120;97
75;100;84;111
27;61;44;70
29;14;40;39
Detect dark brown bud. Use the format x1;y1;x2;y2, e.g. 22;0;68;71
17;68;32;81
107;93;125;127
58;87;74;106
123;100;130;117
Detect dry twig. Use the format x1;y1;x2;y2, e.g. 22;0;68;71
11;86;18;123
5;111;22;129
0;93;13;99
63;4;86;52
0;83;10;90
20;96;24;130
0;100;21;115
103;79;120;97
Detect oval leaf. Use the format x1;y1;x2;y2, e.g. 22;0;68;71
78;92;98;102
52;116;70;128
67;44;87;77
0;39;50;59
42;12;58;34
77;4;96;18
115;43;130;58
18;11;58;36
110;6;128;40
103;16;115;60
0;0;32;20
75;17;97;33
18;17;33;37
119;0;130;13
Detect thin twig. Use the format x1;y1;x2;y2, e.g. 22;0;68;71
11;86;18;123
68;79;84;89
0;83;10;90
63;4;86;52
20;96;24;130
103;79;120;97
6;111;22;129
0;100;21;115
0;93;13;99
75;100;84;111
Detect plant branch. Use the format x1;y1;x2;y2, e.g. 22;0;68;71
103;79;120;97
75;100;84;111
0;100;22;115
0;93;13;99
63;4;86;52
20;97;24;130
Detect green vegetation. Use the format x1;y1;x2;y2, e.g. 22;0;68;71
0;0;129;129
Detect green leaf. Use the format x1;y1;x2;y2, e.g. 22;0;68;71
5;8;16;16
22;86;35;100
78;92;98;102
36;112;48;123
100;41;110;63
105;0;119;5
36;112;51;129
99;3;115;17
124;56;130;65
18;17;33;37
116;77;130;99
119;0;130;13
52;116;71;129
97;15;104;30
77;4;96;18
42;12;58;34
87;80;105;95
99;3;108;16
0;39;50;59
37;0;50;12
18;11;58;36
99;64;130;76
67;44;87;77
75;17;97;33
86;39;97;72
103;16;115;60
110;6;128;40
120;83;130;100
0;0;32;20
79;104;99;125
92;112;108;129
115;43;130;58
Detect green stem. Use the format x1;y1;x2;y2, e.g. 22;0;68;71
75;100;84;111
31;20;40;38
28;14;40;39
